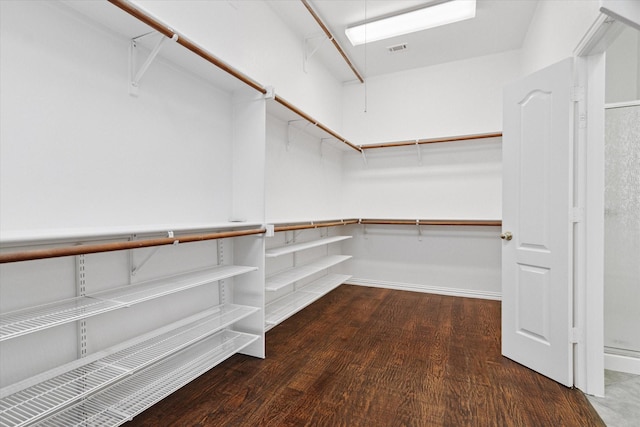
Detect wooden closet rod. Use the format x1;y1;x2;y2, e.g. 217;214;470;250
0;228;266;264
274;219;359;232
109;1;361;154
108;0;267;95
274;95;362;153
300;0;364;84
359;219;502;226
361;132;503;150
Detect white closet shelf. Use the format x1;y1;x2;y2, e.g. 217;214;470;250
0;265;257;342
0;222;264;245
265;274;351;329
28;330;258;427
265;236;352;258
0;305;257;427
265;255;351;291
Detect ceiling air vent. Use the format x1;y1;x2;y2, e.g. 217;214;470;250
387;43;408;54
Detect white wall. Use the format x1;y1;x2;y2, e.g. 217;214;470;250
520;0;600;75
341;138;502;219
342;50;521;144
129;0;344;135
0;0;235;233
341;224;501;299
337;51;514;297
338;138;502;298
265;115;344;223
0;1;269;387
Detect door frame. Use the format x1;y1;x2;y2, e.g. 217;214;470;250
572;6;636;397
574;51;605;397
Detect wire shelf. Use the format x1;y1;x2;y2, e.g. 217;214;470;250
265;236;352;257
265;255;351;291
0;265;256;342
0;305;257;427
32;330;258;427
298;273;351;295
265;274;350;328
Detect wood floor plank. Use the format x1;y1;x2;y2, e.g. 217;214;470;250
127;285;604;427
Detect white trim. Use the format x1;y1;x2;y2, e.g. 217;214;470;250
347;278;501;301
604;352;640;375
574;12;625;57
605;100;640;109
573;56;590;394
581;51;607;398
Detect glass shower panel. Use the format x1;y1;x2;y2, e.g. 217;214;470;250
604;104;640;357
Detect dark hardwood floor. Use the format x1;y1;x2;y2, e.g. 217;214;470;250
128;285;604;426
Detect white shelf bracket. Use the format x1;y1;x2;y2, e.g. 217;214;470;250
361;220;368;239
416;220;423;241
360;148;368;165
293;226;309;241
131;231;174;276
264;85;275;100
131;246;160;276
286;229;305;244
416;141;422;165
129;32;178;97
287;120;305;151
304;32;332;74
266;224;275;237
320;138;332;159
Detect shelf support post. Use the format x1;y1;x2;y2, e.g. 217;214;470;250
416;141;422;165
416;220;423;241
129;32;178;96
75;254;87;359
218;239;228;304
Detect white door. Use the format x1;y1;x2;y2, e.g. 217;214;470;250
502;58;574;387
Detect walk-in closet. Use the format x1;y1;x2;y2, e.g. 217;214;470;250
1;1;638;426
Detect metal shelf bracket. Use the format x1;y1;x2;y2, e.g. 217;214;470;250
131;231;176;276
320;138;333;159
129;32;178;97
287;120;310;151
292;225;309;242
360;148;368;165
304;32;333;74
360;219;368;239
416;220;423;241
416;141;422;165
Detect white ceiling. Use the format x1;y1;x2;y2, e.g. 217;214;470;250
267;0;539;83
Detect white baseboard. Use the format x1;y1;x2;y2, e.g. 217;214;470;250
346;278;501;301
604;352;640;375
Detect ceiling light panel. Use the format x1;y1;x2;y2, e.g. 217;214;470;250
345;0;477;46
